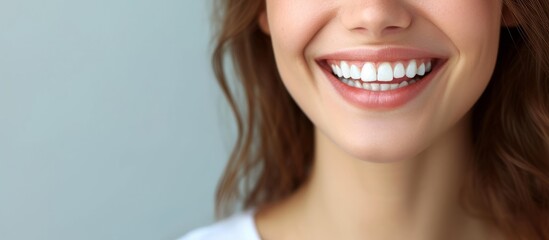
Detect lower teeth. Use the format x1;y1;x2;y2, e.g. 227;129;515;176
340;77;422;91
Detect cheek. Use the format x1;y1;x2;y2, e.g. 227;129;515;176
424;0;502;62
266;0;335;115
439;0;502;54
430;0;502;122
266;0;333;60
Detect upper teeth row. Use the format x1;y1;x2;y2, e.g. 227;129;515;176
330;59;432;82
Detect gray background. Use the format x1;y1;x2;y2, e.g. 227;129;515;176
0;0;231;239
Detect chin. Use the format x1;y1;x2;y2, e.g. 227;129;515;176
351;145;422;164
327;131;429;164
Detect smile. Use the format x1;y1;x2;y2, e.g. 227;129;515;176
328;59;433;91
316;48;447;109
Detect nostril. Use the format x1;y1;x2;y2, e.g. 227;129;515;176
386;26;402;31
351;27;368;34
381;25;407;34
339;3;413;38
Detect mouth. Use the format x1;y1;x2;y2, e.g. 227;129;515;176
316;50;447;109
321;59;440;91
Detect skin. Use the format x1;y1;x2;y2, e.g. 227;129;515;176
255;0;510;239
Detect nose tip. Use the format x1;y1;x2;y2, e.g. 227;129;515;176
339;0;413;38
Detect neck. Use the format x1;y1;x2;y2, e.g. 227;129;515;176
296;117;494;240
304;119;471;239
256;116;501;240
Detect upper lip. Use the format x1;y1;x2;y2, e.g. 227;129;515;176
315;47;447;63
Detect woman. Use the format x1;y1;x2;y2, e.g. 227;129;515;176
183;0;549;239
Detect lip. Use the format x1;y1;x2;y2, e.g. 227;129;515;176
315;47;448;110
316;47;446;62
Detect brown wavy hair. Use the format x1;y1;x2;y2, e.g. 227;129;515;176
210;0;549;238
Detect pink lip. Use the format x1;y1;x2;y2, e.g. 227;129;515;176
316;47;447;110
316;47;446;62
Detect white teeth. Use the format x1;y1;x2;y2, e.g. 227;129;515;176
350;65;361;79
347;79;354;86
341;61;351;78
335;65;342;77
351;79;417;91
377;62;393;82
417;63;426;76
393;62;405;78
331;59;434;83
406;60;417;78
361;62;377;82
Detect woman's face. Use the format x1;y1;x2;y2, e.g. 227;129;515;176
260;0;503;162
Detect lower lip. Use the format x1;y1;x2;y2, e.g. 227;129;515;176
323;64;442;110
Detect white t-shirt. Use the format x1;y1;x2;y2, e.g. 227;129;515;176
179;210;261;240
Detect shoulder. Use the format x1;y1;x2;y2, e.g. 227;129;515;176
178;210;261;240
